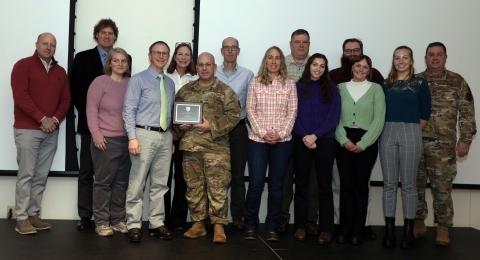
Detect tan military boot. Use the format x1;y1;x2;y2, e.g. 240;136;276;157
183;221;207;239
213;224;227;244
413;219;427;238
436;224;450;247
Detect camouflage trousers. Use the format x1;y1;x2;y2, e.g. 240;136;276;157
183;151;231;225
416;138;457;227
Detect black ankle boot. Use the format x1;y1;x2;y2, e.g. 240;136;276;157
400;218;415;249
382;217;396;247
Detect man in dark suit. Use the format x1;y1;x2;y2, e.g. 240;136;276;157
70;18;132;230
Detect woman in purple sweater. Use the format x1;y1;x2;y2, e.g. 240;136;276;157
86;48;131;237
292;53;341;244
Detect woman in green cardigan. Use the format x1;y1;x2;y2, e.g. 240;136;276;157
335;55;386;245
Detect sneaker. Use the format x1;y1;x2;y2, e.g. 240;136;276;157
266;231;279;242
306;221;319;236
277;217;289;234
15;219;37;235
95;225;114;237
244;230;256;240
111;222;128;233
233;214;245;230
28;215;51;230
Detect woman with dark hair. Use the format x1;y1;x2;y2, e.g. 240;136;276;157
380;46;431;249
86;47;132;236
335;55;385;245
244;46;297;242
292;53;341;244
164;42;198;230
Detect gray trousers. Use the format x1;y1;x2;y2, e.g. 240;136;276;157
126;128;172;229
91;136;131;226
14;129;58;221
380;122;422;219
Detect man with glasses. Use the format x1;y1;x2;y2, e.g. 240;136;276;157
215;37;254;231
174;52;240;244
71;19;132;230
123;41;175;243
280;29;319;239
329;38;384;240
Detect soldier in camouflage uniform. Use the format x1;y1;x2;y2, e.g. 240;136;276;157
174;52;240;244
414;42;476;247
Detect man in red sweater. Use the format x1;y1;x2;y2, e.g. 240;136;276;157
11;32;71;235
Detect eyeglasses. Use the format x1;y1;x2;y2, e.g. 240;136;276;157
344;48;361;54
197;62;213;68
151;51;169;57
176;42;192;48
222;45;238;51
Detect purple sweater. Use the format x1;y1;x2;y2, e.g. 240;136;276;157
86;75;129;142
293;79;341;139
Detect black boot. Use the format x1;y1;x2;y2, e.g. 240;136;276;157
382;217;396;247
400;218;415;249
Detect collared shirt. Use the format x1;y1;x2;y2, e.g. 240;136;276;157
97;46;108;66
38;56;53;72
164;69;198;93
416;69;477;143
285;54;310;82
215;63;254;119
123;66;176;140
246;76;298;143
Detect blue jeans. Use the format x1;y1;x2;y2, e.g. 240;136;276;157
244;139;293;232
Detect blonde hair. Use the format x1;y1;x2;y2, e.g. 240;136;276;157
256;46;290;85
386;46;415;85
103;47;131;77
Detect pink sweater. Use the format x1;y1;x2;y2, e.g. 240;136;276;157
86;75;129;142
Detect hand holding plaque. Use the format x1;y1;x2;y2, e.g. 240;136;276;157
173;101;203;124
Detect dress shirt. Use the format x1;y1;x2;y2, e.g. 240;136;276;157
97;46;108;66
123;66;175;140
215;63;254;120
285;54;310;82
164;69;198;93
246;76;298;143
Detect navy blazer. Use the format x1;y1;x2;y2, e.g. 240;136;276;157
70;46;132;134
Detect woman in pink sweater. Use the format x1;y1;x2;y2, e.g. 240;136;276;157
86;48;131;237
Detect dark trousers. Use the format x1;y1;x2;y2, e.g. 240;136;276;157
293;137;335;232
91;137;131;226
228;123;248;217
336;128;378;236
165;140;188;226
78;134;94;218
244;139;293;232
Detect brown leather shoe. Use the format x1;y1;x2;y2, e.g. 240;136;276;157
213;224;227;244
149;225;173;240
128;228;141;243
294;228;306;241
184;221;207;239
436;224;450;247
317;232;332;245
413;219;427;238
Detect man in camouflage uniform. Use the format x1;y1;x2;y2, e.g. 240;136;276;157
174;52;240;244
414;42;476;247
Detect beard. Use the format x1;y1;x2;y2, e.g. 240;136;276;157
340;56;353;77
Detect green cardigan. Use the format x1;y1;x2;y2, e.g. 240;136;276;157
335;82;386;150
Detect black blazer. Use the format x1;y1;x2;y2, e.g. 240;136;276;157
70;46;132;134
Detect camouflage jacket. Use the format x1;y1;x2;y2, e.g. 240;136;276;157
416;70;476;144
174;78;240;153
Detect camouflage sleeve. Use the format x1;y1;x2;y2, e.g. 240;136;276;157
458;80;477;144
173;89;186;138
210;88;241;139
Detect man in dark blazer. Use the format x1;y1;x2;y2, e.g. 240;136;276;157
70;18;132;230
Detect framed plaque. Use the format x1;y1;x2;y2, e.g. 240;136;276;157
173;101;203;124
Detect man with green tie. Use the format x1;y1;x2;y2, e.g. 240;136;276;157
122;41;175;243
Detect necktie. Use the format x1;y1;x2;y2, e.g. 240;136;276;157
159;74;168;130
101;53;108;66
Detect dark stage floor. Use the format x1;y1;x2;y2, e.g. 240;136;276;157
1;220;479;260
